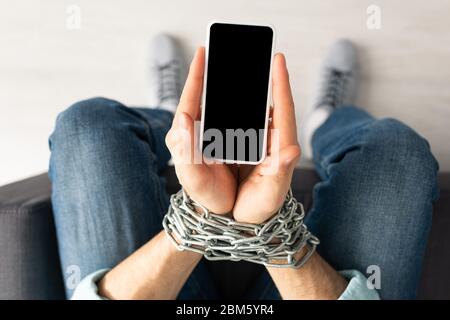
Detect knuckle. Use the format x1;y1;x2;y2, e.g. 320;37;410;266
292;144;302;160
165;131;174;150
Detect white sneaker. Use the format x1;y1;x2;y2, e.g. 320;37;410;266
147;34;186;113
302;39;358;159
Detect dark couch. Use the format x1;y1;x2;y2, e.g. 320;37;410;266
0;167;449;299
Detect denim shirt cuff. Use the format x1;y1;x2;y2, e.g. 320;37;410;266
338;269;380;300
71;269;110;300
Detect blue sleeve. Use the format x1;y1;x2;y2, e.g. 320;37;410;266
71;268;380;300
338;270;380;300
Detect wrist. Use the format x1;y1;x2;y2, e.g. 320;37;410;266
267;252;348;300
164;228;203;263
98;231;201;300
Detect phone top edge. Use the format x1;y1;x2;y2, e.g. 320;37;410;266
207;20;276;35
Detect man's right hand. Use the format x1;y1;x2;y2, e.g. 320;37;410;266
165;47;237;214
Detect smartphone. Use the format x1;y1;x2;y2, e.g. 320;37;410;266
200;22;275;164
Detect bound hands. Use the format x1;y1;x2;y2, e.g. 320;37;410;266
165;47;300;224
98;47;347;301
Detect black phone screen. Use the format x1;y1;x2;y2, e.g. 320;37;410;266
202;23;274;163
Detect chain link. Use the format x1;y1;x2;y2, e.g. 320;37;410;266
162;189;320;268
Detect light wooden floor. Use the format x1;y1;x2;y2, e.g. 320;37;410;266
1;0;449;185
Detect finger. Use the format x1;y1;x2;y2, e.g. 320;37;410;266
175;47;205;122
271;53;298;148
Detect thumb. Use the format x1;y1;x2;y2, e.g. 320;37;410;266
271;53;298;148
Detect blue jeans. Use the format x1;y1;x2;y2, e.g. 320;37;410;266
49;98;439;300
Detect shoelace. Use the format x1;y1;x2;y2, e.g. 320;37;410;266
317;67;352;108
157;60;181;102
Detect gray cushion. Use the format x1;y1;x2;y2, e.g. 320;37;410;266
418;172;450;299
0;174;65;299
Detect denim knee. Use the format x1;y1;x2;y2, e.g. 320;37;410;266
52;97;125;137
363;118;439;199
366;118;438;168
48;97;136;174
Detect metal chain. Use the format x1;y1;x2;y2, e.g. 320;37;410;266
162;189;320;268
